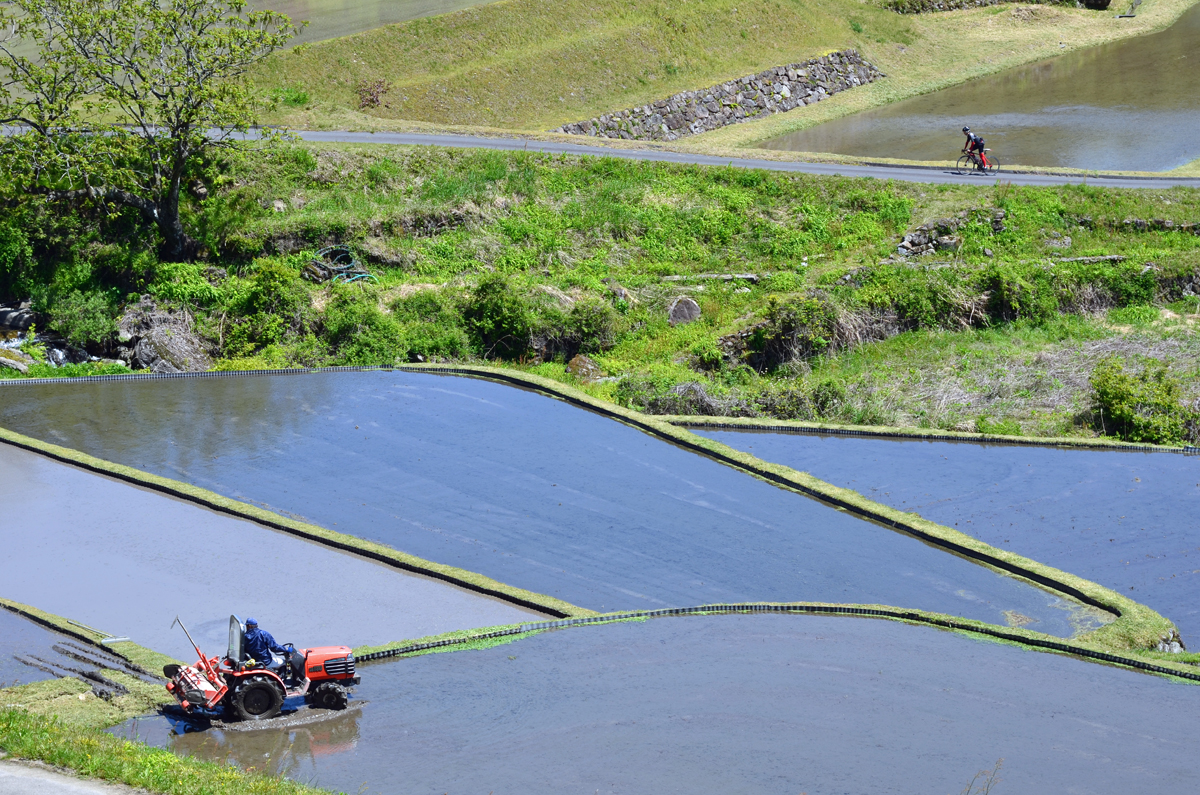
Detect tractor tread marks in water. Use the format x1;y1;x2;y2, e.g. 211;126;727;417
232;674;285;721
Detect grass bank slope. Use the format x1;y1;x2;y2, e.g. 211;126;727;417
254;0;1197;151
254;0;915;131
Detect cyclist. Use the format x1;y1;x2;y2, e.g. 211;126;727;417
962;126;989;170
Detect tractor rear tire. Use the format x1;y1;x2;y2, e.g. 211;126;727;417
232;675;284;721
308;681;349;710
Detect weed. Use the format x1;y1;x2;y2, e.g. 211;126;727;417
1089;356;1200;444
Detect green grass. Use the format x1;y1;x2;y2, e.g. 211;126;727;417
248;0;1199;163
10;143;1200;441
253;0;915;130
0;710;331;795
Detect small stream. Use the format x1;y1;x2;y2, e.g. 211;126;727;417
760;3;1200;171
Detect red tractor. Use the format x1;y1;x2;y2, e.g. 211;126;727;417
163;616;359;721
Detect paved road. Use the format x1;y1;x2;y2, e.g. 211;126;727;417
0;761;143;795
294;130;1200;189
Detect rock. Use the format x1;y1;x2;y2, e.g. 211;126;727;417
602;279;637;304
117;296;212;373
566;354;602;383
0;304;35;331
935;235;962;253
0;348;31;374
983;248;994;257
272;200;287;213
668;296;702;326
1156;629;1188;653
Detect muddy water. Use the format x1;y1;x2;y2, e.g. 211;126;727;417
696;429;1200;640
761;3;1200;171
113;614;1200;794
0;371;1102;635
0;444;537;661
0;609;62;687
251;0;497;45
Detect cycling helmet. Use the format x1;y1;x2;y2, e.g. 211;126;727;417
962;126;970;133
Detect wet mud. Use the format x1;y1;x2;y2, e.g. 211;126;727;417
113;614;1200;794
0;371;1096;635
760;3;1200;171
0;610;63;688
697;429;1200;641
0;443;537;662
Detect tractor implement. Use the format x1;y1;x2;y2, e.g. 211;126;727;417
164;615;359;721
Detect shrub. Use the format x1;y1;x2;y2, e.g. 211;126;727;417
47;290;118;346
460;274;530;359
534;298;620;361
739;294;838;372
391;290;470;360
1089;356;1199;445
322;295;404;365
0;221;33;298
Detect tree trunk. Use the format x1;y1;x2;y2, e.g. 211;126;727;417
156;175;199;262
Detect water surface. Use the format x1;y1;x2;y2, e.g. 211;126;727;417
252;0;497;45
0;371;1098;635
0;443;534;660
697;429;1200;640
0;609;61;687
761;3;1200;171
113;614;1200;794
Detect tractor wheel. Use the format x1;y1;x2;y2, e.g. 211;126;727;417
232;675;284;721
308;681;349;710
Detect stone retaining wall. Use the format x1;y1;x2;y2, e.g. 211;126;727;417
553;50;884;142
884;0;1107;12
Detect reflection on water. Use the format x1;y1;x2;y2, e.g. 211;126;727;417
0;371;1102;635
761;3;1200;171
113;615;1200;794
251;0;498;44
697;429;1200;641
113;706;361;780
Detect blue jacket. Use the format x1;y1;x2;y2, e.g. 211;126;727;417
244;627;287;665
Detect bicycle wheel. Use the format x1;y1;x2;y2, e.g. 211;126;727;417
955;155;974;176
985;157;1000;176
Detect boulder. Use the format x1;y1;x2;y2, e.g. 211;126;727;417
0;304;35;331
668;296;702;326
117;296;212;373
566;354;602;383
0;348;31;374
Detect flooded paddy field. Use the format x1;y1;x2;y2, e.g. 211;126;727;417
760;3;1200;171
251;0;498;46
0;443;536;662
696;429;1200;641
0;609;68;688
113;614;1200;794
0;371;1104;635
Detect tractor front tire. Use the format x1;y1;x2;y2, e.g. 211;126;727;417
308;681;349;710
232;675;284;721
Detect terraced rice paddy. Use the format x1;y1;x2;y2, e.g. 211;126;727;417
695;428;1200;642
0;371;1103;635
112;614;1200;794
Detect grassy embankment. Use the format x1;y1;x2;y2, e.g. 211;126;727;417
10;144;1193;441
251;0;1200;174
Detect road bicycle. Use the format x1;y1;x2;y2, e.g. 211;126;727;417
956;148;999;176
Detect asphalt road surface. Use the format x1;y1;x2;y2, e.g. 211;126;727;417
293;130;1200;189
